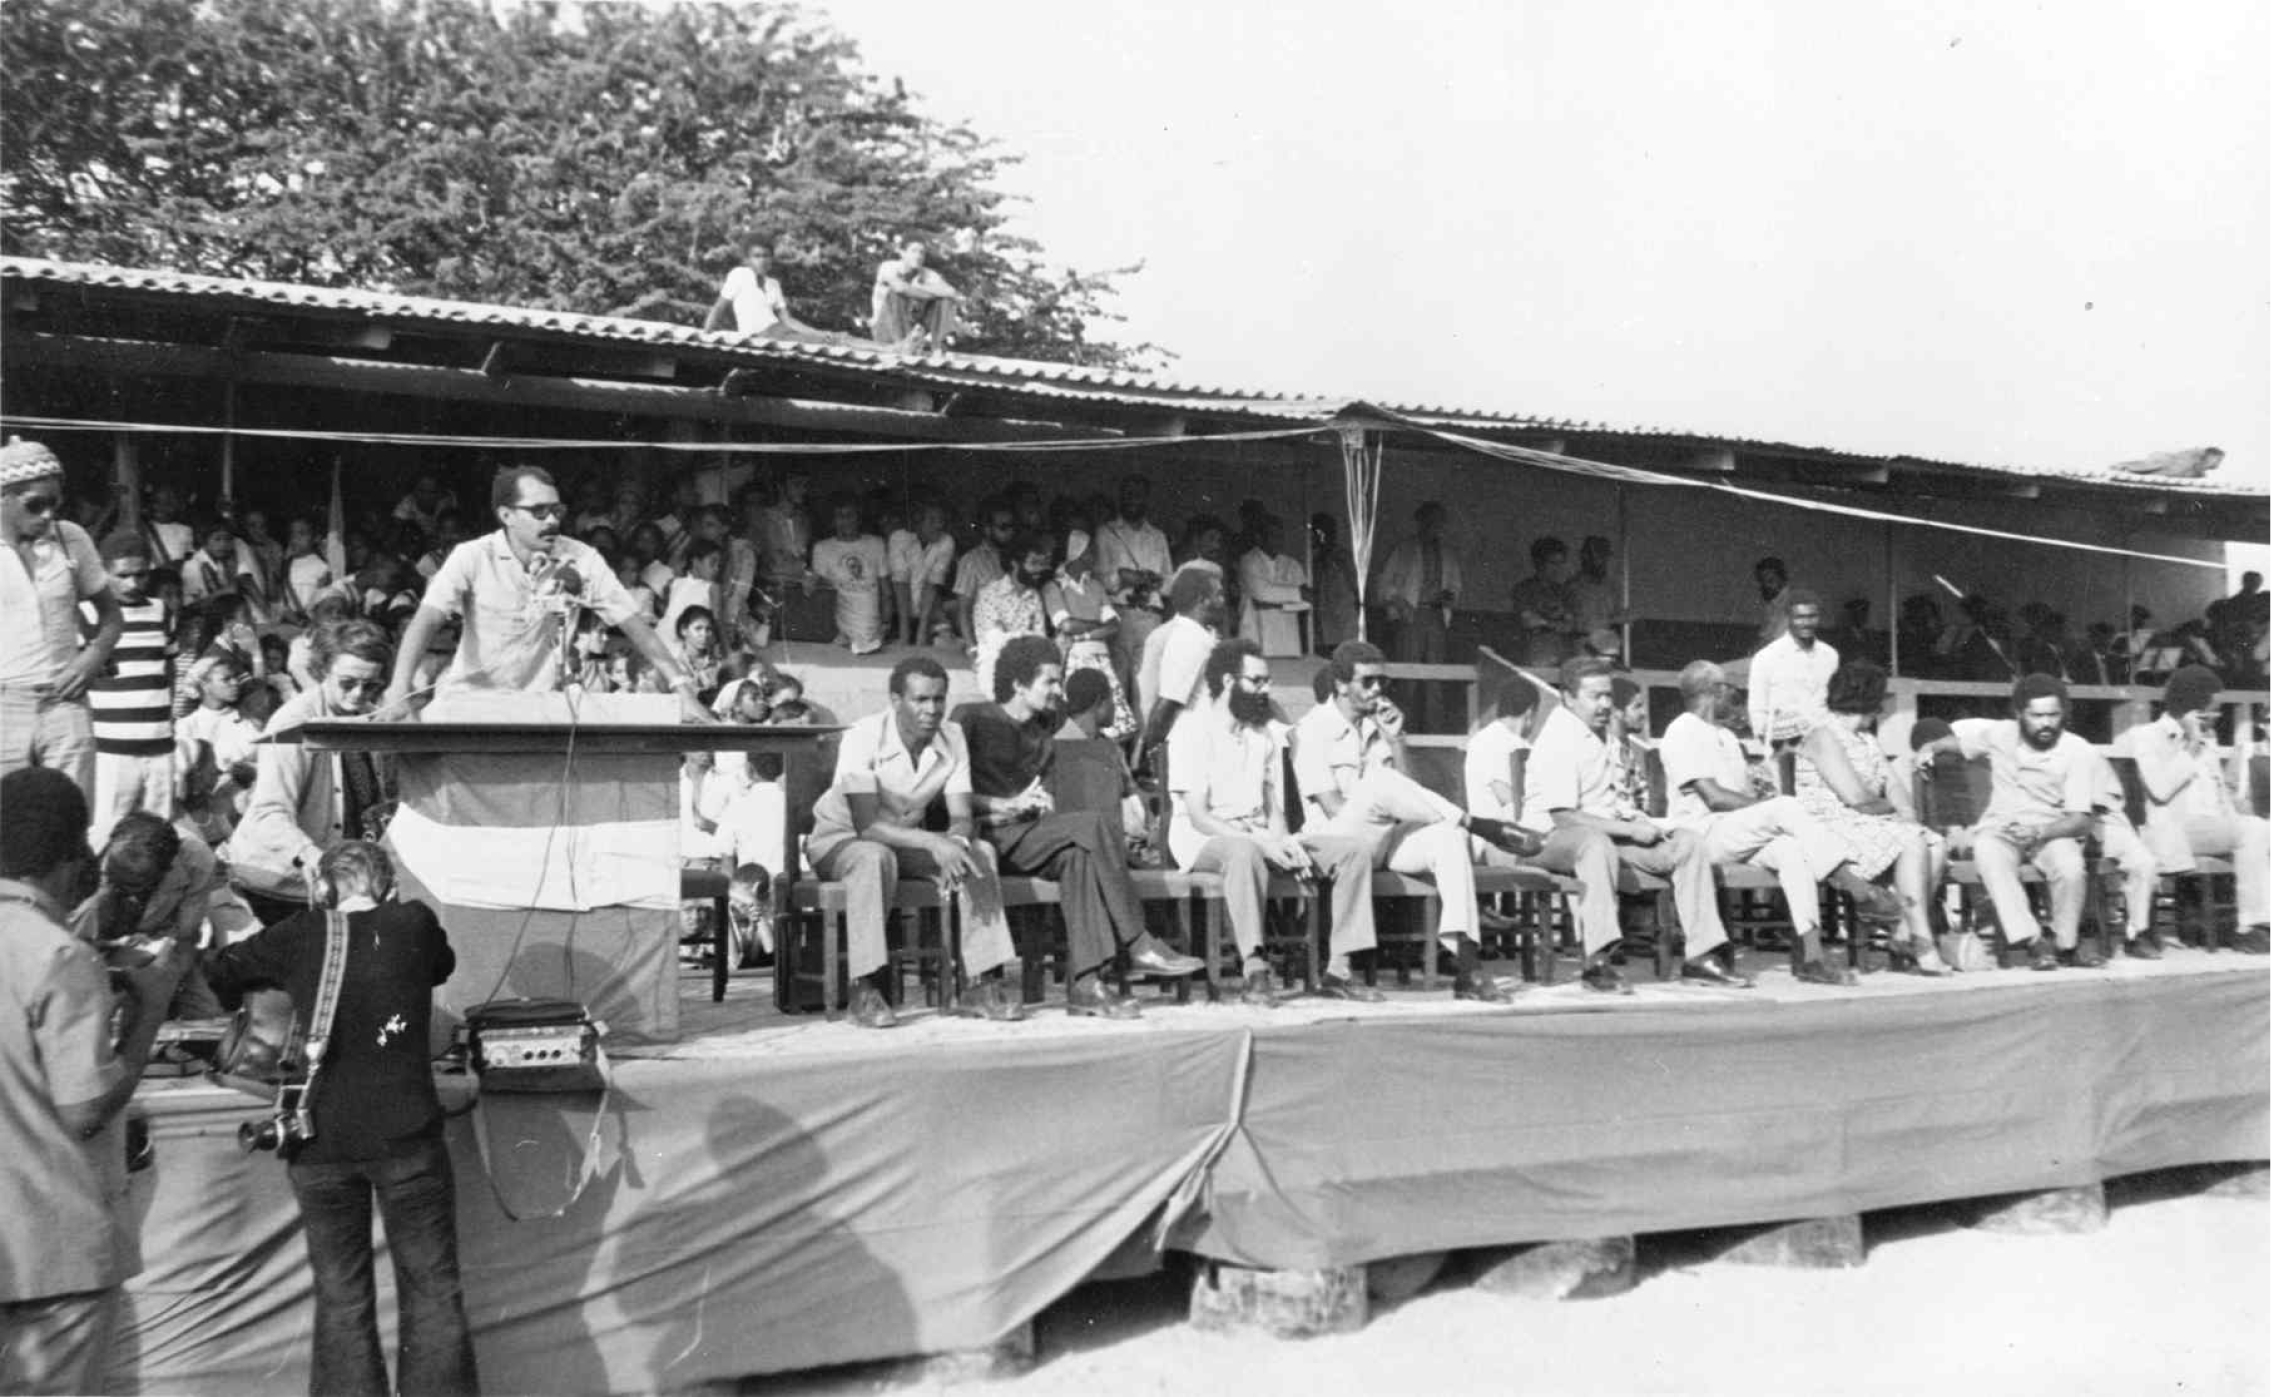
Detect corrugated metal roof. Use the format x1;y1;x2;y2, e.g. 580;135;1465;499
3;255;2260;499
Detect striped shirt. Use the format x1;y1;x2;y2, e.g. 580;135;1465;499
82;595;174;756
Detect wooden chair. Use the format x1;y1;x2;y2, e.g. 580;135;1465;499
680;863;733;1003
1290;749;1444;989
2107;755;2232;953
1912;750;2112;955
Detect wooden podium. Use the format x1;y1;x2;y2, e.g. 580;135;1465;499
290;693;833;1043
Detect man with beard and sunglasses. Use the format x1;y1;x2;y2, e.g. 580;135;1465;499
958;635;1203;1019
1290;640;1540;1002
1;437;124;797
382;465;706;722
1915;672;2104;970
1167;639;1377;1006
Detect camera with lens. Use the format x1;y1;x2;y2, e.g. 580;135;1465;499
239;1082;311;1160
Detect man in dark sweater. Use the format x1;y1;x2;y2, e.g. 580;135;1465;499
204;840;477;1397
956;635;1201;1018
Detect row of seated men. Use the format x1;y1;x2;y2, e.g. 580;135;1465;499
748;626;2269;1028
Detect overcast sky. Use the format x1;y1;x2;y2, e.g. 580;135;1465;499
815;0;2268;493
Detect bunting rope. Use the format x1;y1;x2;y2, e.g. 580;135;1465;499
0;414;1324;456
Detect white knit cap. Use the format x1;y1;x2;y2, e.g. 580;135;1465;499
0;436;62;489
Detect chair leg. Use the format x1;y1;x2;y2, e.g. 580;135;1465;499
1419;897;1440;991
711;893;730;1003
1304;895;1323;991
821;909;843;1022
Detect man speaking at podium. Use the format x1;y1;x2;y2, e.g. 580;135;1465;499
382;465;708;722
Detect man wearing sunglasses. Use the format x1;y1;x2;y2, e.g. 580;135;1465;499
1;437;123;798
383;465;708;722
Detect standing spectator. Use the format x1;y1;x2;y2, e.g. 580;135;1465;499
204;840;479;1397
671;607;725;698
972;533;1055;701
1137;568;1229;760
285;515;334;617
179;523;248;611
1747;588;1839;746
951;496;1018;647
1566;535;1624;644
722;489;768;646
657;539;723;642
756;470;816;592
1236;514;1310;658
810;495;890;656
182;652;272;843
1306;513;1359;654
1094;475;1173;675
84;532;176;849
413;511;468;582
888;497;957;648
143;485;195;566
234;508;287;623
1;438;123;796
1753;556;1793;645
1507;536;1578;667
0;767;187;1396
1374;501;1462;730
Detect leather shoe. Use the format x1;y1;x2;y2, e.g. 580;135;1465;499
2123;931;2163;961
1067;977;1143;1020
1580;960;1632;995
1454;971;1514;1004
2061;943;2106;970
1791;958;1857;987
850;982;899;1029
2223;925;2271;955
1316;972;1386;1004
963;978;1026;1022
1127;936;1205;977
1680;956;1755;989
1239;967;1282;1009
2030;940;2062;972
1469;816;1545;858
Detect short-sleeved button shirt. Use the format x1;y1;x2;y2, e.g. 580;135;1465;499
0;881;133;1300
1659;712;1753;830
421;532;637;695
1167;699;1282;867
1290;700;1394;822
1138;615;1214;717
1524;704;1618;827
807;710;973;867
0;520;107;687
1462;719;1529;824
1951;718;2094;825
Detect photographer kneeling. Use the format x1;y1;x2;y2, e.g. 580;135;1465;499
205;840;477;1397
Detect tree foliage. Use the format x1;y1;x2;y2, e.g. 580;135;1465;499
0;0;1159;367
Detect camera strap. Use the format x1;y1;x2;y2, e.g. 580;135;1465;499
294;908;353;1143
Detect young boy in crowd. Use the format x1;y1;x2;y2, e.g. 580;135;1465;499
811;495;890;656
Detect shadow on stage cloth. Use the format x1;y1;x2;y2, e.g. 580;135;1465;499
385;691;684;1044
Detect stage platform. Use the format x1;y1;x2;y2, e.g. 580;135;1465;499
114;948;2267;1394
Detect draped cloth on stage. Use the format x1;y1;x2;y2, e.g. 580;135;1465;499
385;692;683;1043
109;1027;1250;1395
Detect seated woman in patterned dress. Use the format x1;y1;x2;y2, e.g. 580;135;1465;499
1794;660;1952;975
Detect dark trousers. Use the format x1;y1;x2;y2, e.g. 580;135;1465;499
287;1136;479;1397
985;809;1146;978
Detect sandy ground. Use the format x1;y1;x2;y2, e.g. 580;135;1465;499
759;1169;2268;1397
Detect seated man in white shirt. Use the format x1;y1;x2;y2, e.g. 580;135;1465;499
2131;665;2267;954
1526;658;1746;993
702;240;830;340
1914;674;2110;969
1168;639;1377;1007
1659;659;1898;986
1463;673;1624;983
1290;641;1538;1002
804;656;1023;1028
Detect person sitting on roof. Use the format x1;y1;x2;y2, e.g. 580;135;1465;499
703;238;843;343
870;240;965;355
